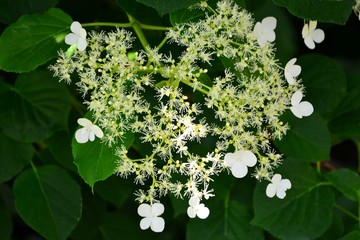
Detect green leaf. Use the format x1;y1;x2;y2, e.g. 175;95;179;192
325;168;360;201
328;110;360;140
70;190;106;240
187;200;264;240
135;0;201;15
252;158;334;239
0;70;71;143
94;175;134;209
275;112;331;162
0;8;72;72
170;7;204;26
100;211;158;240
46;131;76;172
72;130;134;189
116;0;164;26
0;199;12;240
298;54;347;118
0;0;59;24
272;0;353;24
13;165;82;240
0;130;33;182
339;231;360;240
332;74;360;117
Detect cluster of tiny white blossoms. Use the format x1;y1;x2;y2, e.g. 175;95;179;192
51;0;316;232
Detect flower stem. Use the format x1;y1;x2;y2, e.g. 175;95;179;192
82;22;168;31
127;13;149;49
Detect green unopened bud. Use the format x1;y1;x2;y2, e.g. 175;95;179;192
65;45;77;58
127;52;136;61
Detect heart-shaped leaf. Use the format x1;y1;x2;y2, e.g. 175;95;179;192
13;165;82;240
0;8;72;72
72;129;134;189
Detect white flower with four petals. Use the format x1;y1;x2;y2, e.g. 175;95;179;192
187;196;210;219
290;90;314;118
224;150;257;178
266;174;292;199
65;21;88;51
75;118;104;143
284;58;301;85
137;203;165;233
302;20;325;49
253;16;277;48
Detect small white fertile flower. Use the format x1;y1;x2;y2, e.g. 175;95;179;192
302;21;325;49
290;90;314;118
224;150;257;178
138;203;165;233
266;174;292;199
65;21;88;51
284;58;301;85
253;16;277;47
75;118;104;143
187;196;210;219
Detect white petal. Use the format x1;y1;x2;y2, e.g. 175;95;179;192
189;196;200;207
291;90;303;106
70;21;82;34
271;174;282;184
266;183;276;198
290;106;303;119
298;101;314;117
224;152;236;167
285;58;296;70
77;118;92;127
65;33;78;45
301;23;309;38
187;207;196;218
238;150;257;167
138;203;151;217
91;125;104;139
253;22;262;36
79;28;87;38
230;161;247;178
152;203;164;216
140;217;151;230
257;36;266;48
265;31;276;42
276;189;286;199
304;37;315;49
290;64;301;78
279;179;292;190
196;205;210;219
77;38;88;51
308;20;317;32
89;131;95;141
75;128;89;143
151;217;165;232
312;29;325;43
285;72;295;85
262;16;277;30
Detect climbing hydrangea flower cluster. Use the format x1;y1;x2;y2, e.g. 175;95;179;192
51;0;314;232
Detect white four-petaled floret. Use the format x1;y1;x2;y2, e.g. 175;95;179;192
75;118;104;143
285;58;301;85
138;203;165;233
302;20;325;50
266;174;292;199
65;21;88;51
253;16;277;48
224;150;257;178
187;196;210;219
290;90;314;118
